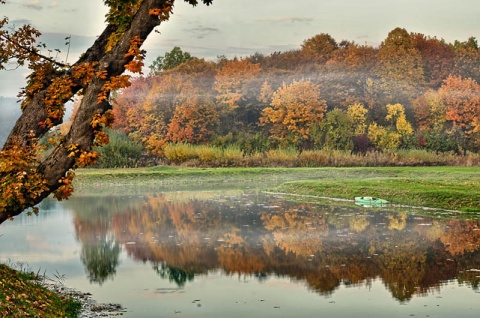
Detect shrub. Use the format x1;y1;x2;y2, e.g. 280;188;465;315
94;129;144;168
298;150;330;167
220;145;244;166
195;144;223;163
266;147;298;167
163;143;197;164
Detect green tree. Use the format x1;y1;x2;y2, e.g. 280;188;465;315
314;108;353;150
81;236;121;285
149;46;195;75
94;129;144;168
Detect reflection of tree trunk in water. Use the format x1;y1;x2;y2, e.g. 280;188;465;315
153;263;195;287
81;235;121;285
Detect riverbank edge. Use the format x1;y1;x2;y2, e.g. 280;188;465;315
73;166;480;212
0;263;125;317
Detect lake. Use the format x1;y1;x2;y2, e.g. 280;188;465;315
1;188;480;317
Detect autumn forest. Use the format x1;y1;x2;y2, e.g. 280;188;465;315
66;26;480;167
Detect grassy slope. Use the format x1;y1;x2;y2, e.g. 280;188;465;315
275;167;480;212
0;264;81;317
74;166;480;212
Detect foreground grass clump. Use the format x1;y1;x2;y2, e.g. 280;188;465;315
0;264;81;317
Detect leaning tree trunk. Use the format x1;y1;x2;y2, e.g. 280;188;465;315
0;0;186;224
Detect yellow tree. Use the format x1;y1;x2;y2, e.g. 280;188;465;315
347;103;369;136
367;122;400;151
260;81;327;149
385;103;414;138
367;104;414;151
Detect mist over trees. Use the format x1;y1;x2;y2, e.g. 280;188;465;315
110;28;480;156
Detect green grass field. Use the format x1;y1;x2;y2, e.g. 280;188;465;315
74;166;480;212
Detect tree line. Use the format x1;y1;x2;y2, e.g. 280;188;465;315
104;27;480;159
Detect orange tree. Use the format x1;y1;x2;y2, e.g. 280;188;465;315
439;76;480;152
260;80;327;149
214;58;262;135
0;0;213;224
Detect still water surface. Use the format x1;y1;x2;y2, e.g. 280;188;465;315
1;189;480;317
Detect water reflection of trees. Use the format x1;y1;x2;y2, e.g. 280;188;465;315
72;197;124;285
80;236;120;285
153;263;194;287
68;192;480;301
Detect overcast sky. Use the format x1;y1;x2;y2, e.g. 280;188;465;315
1;0;479;96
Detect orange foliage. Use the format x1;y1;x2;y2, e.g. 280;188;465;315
411;33;455;88
124;36;145;73
260;81;326;146
166;99;219;143
439;76;480;135
53;171;75;200
0;138;48;217
98;75;131;103
148;1;174;20
214;58;261;110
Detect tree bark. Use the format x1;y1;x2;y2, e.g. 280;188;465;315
0;0;174;224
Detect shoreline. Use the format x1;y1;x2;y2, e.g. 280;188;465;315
43;282;126;317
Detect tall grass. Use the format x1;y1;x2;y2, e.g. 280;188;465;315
164;143;244;167
266;147;298;167
163;143;197;164
161;143;479;168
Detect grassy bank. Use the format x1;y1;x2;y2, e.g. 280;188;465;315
0;264;81;317
74;166;480;212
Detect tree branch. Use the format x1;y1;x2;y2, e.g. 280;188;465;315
0;33;68;68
